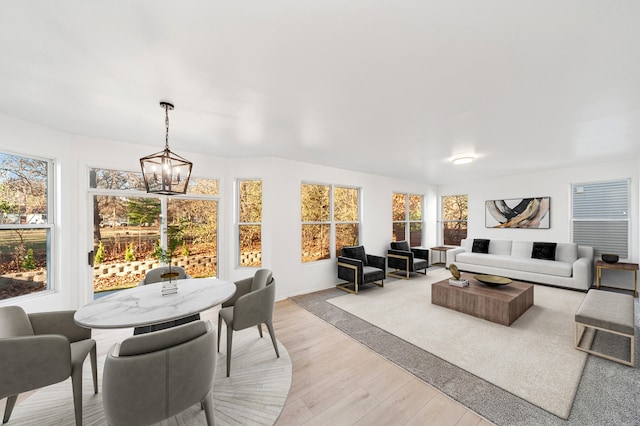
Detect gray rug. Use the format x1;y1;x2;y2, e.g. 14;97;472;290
291;267;640;426
328;268;587;419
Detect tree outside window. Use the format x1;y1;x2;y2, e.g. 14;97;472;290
301;183;331;262
442;194;468;246
302;183;360;262
238;179;262;267
0;152;51;300
334;186;359;257
90;168;218;294
392;193;424;246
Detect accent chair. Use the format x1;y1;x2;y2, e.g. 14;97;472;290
337;245;386;294
387;241;429;279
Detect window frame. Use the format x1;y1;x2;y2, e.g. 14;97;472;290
392;192;424;247
88;167;220;293
571;178;630;259
333;184;361;258
441;194;468;246
0;150;55;301
301;182;361;263
236;178;262;268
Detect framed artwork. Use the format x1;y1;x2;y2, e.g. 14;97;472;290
485;197;550;228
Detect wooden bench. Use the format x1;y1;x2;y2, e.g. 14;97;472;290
575;289;635;367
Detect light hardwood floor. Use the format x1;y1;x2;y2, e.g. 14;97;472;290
272;299;492;426
3;299;492;426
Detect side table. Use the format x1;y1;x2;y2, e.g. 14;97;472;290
595;260;638;297
430;246;456;266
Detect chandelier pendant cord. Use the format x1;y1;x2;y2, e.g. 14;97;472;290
164;104;170;150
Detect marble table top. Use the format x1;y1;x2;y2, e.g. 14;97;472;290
74;278;236;329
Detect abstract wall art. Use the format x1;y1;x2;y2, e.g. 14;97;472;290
485;197;550;229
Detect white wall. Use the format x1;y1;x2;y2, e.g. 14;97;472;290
0;113;437;311
223;157;437;298
6;111;636;312
438;160;640;287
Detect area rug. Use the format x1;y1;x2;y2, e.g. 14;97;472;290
292;268;640;425
327;268;587;419
7;328;291;425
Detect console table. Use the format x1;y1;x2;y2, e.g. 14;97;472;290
595;260;638;297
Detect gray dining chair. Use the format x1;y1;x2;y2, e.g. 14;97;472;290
138;265;190;285
0;306;97;426
217;269;280;377
102;320;216;426
135;265;197;334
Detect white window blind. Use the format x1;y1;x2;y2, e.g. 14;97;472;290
571;179;629;258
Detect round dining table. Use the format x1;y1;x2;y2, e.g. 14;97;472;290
74;278;236;329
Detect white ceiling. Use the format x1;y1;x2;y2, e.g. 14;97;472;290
1;1;639;185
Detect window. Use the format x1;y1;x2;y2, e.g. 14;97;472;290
89;168;219;295
334;186;359;257
301;183;360;262
442;194;468;245
238;179;262;267
571;179;629;258
392;193;423;246
0;152;53;300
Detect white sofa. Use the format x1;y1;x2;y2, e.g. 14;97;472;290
446;238;594;291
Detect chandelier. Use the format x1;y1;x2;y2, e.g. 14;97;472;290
140;101;192;195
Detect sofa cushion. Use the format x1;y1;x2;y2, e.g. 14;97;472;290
458;252;510;268
531;242;557;261
513;257;573;277
391;241;410;252
511;241;534;258
472;239;490;253
342;245;368;266
489;240;512;256
556;243;578;263
363;265;384;282
456;252;573;278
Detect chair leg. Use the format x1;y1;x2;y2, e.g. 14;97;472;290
266;320;280;358
257;323;263;338
217;313;222;353
201;387;215;426
226;323;233;377
3;394;18;423
90;344;98;394
71;363;84;426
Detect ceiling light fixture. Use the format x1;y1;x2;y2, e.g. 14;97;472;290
140;101;192;195
452;156;474;165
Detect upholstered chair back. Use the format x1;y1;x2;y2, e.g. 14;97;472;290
0;306;34;337
140;266;190;285
102;320;216;426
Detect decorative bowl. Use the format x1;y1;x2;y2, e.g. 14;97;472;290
601;254;619;264
474;274;512;286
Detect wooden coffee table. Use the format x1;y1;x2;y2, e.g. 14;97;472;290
431;273;534;326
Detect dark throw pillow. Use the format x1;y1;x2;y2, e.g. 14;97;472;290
342;245;368;265
472;239;490;254
531;242;557;261
391;241;410;252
